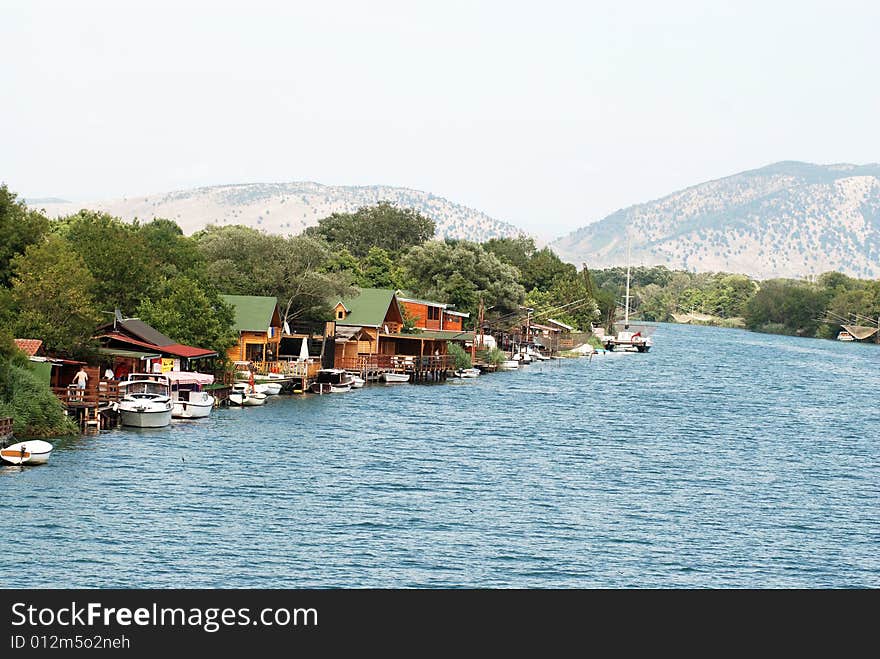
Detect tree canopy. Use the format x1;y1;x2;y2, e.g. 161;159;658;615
195;225;353;322
401;240;525;317
0;184;49;287
57;210;156;313
136;276;237;357
305;201;436;257
9;235;101;357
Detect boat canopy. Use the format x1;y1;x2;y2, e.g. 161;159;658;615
165;371;215;385
841;324;878;341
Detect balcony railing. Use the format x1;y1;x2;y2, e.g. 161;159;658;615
337;354;454;372
247;360;323;378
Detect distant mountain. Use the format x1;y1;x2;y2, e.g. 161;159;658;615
551;162;880;279
24;197;70;204
34;182;524;243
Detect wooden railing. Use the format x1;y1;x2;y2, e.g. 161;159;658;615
53;387;100;408
338;354;454;372
248;361;322;378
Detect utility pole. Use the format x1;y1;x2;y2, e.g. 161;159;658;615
471;295;483;364
525;308;531;348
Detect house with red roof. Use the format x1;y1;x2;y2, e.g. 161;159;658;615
95;314;217;377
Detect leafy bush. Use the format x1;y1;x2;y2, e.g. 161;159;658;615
447;342;472;370
0;362;76;437
486;347;506;366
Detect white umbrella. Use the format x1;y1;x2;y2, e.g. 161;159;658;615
299;338;310;362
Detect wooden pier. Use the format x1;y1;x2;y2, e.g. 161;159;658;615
339;354;453;383
53;383;121;432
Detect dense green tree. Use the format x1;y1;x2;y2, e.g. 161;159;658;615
359;247;405;289
9;236;100;356
0;184;49;287
483;237;535;273
59;210;155;312
196;225;352;322
703;274;756;318
401;240;525;317
523;247;577;292
136;277;236;356
745;279;829;335
139;218;204;278
305;202;435;257
483;237;574;291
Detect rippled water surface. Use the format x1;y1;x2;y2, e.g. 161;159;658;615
2;324;879;587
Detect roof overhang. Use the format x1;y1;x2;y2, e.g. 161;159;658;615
97;347;162;360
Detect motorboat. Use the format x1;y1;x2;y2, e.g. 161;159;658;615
230;382;267;406
380;372;410;383
454;368;481;378
350;375;365;389
1;440;54;465
527;347;550;361
498;360;520;371
310;369;355;393
118;374;173;427
167;372;215;419
254;382;283;396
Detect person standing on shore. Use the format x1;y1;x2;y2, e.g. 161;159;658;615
72;367;89;390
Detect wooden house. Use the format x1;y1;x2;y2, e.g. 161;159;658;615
396;294;469;332
95;315;217;376
545;318;574;351
333;288;469;374
221;294;284;364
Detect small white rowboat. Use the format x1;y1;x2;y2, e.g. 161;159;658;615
1;440;54;465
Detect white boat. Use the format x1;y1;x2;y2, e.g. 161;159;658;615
837;331;855;342
254;382;283;395
527;347;550;361
602;239;654;354
230;382;267;406
350;375;365;388
1;440;54;465
454;368;481;378
168;372;215;419
118;374;173;427
498;360;520;371
380;371;410;383
310;369;356;393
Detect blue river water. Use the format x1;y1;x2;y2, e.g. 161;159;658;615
2;323;878;588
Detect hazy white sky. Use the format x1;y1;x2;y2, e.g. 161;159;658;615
3;0;879;238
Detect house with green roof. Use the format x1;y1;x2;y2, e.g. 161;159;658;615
221;294;283;363
332;288;468;369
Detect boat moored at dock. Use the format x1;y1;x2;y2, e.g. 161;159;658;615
118;374;173;428
168;372;216;419
379;372;410;383
311;369;356;393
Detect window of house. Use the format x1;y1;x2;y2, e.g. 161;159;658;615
245;343;264;362
428;306;440;321
337;309;345;320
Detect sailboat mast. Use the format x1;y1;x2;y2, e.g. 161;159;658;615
624;238;631;329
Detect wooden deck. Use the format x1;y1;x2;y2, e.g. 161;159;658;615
52;383;121;432
338;354;454;382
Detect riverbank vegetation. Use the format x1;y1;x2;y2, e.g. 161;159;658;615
591;265;880;339
2;182;879;375
0;331;77;437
